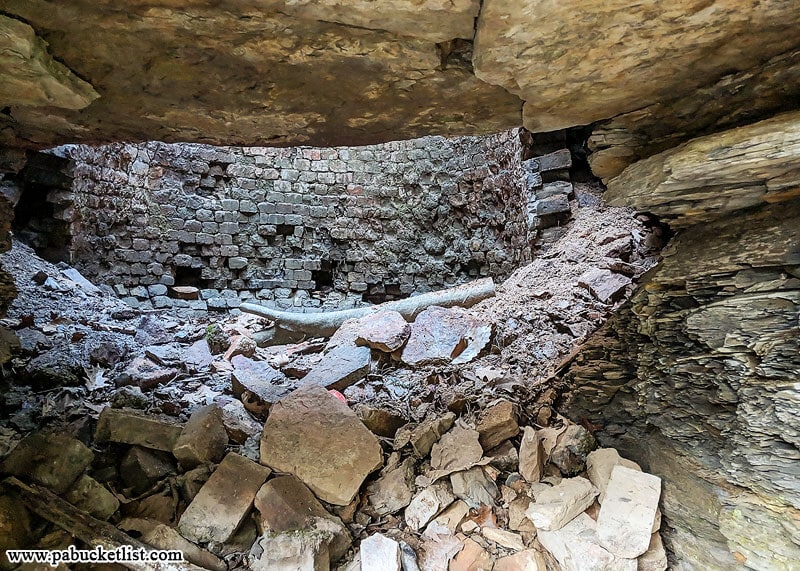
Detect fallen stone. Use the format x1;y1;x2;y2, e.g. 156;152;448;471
401;306;491;367
0;495;32;569
449;537;492;571
205;323;231;354
220;399;263;444
405;482;456;531
418;522;463;571
476;400;520;450
120;446;175;494
178;452;271;544
260;384;383;506
171;285;200;300
119;518;226;571
134;315;173;346
361;533;402;571
144;344;182;367
428;499;469;533
450;467;498;509
95;407;183;452
63;474;119;520
577;268;632;304
366;458;415;516
508;495;536;534
0;432;93;494
525;477;598;531
519;427;545;483
549;424;596;476
407;413;456;458
488;440;519;472
535;194;571;217
172;405;228;469
177;465;213;503
430;426;484;476
231;356;289;414
596;466;662;558
224;335;257;361
358;405;407;438
299;343;371;392
538;149;573;172
115;357;178;390
481;527;526;551
493;549;545;571
585;448;642;503
538;513;636;571
61;267;101;294
249;530;330;571
354;310;411;352
254;475;351;561
183;339;215;372
638;533;668;571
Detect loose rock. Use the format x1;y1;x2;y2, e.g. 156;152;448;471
299;343;371;392
548;425;596;476
518;427;545;484
538;513;635;571
95;407;183;452
450;467;499;509
360;533;402;571
355;310;411;352
405;482;456;531
0;432;93;494
172;405;228;469
476;400;520;451
63;474;119;520
366;458;415;516
525;477;598;531
585;448;642;503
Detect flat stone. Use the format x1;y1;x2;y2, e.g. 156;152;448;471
476;399;519;450
0;432;93;494
493;549;545;571
115;357;179;390
354;310;410;352
488;440;519;473
407;413;456;458
418;522;463;571
220;399;263;444
482;527;525;551
254;475;351;561
120;446;175;494
548;424;596;476
119;518;226;571
405;482;455;531
449;537;492;571
178;453;271;544
183;339;215;372
577;269;632;304
450;467;498;510
401;306;491;367
172;405;229;469
223;335;257;360
537;513;636;571
428;499;470;533
518;426;545;483
585;448;642;503
63;475;119;520
171;285;200;300
366;457;415;516
508;495;536;534
360;533;402;571
95;407;183;452
596;466;662;558
61;267;101;294
177;465;213;504
231;356;289;414
260;384;383;506
525;477;598;531
298;343;371;392
249;530;330;571
430;426;484;476
144;344;182;367
535;195;571;216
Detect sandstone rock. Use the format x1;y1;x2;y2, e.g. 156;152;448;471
0;432;93;494
402;306;491;367
450;467;498;509
299;344;371;392
449;537;492;571
115;357;178;389
508;495;535;534
95;407;183;452
637;533;668;571
538;514;635;571
481;527;525;551
260;384;383;505
429;499;469;533
144;344;182;367
518;427;545;484
120;446;175;494
405;482;456;531
254;475;351;561
548;424;596;476
63;474;119;520
418;522;463;571
179;452;271;544
366;458;415;516
183;339;214;372
177;465;213;503
354;310;410;352
230;356;289;414
577;269;631;305
585;448;641;503
525;477;598;531
430;426;484;476
596;466;662;559
488;440;519;473
119;517;226;571
358;405;407;438
220;398;263;444
406;413;456;458
493;549;545;571
606;110;800;226
224;335;257;360
171;285;200;300
249;530;330;571
360;533;402;571
476;400;519;450
172;405;229;469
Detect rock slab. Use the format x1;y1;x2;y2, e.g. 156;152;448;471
525;477;598;531
260;384;383;506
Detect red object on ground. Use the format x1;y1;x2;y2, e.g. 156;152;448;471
329;390;347;404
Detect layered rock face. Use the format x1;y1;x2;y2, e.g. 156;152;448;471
566;114;800;569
